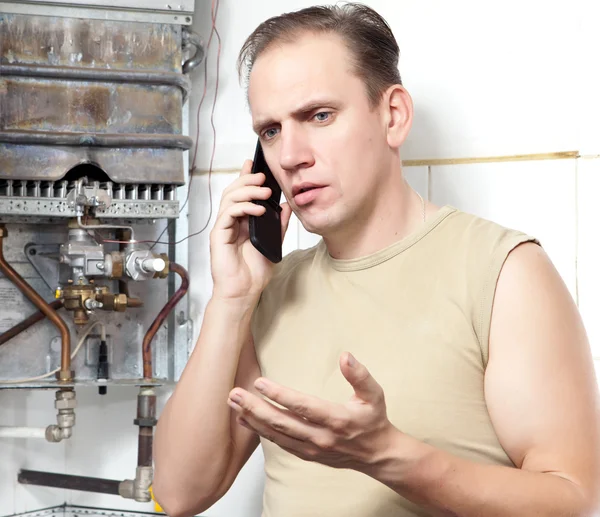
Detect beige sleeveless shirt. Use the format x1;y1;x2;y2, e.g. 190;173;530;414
251;205;539;517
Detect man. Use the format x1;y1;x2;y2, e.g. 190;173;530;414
153;4;600;516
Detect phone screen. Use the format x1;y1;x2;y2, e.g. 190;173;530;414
249;140;283;263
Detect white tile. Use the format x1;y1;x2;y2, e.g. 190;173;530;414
430;159;578;299
577;158;600;358
576;1;600;155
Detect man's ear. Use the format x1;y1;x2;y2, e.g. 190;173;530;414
382;84;413;148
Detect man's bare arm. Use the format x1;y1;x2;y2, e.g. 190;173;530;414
368;242;600;516
152;298;261;517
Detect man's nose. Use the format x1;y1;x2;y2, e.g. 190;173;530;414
278;125;314;172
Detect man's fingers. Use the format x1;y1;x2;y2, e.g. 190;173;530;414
237;415;317;459
222;172;266;199
340;353;384;404
214;202;266;234
228;389;319;442
254;378;349;431
219;185;272;212
240;159;253;176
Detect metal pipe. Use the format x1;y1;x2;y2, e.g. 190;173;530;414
142;262;189;380
182;27;205;74
0;300;64;347
0;226;72;381
0;427;47;439
18;469;120;496
0;63;191;100
136;387;157;468
0;130;193;150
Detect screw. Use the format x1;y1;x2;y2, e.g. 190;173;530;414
96;263;105;270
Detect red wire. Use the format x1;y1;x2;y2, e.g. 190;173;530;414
102;0;221;246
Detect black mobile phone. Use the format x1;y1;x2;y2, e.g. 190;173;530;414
249;139;283;263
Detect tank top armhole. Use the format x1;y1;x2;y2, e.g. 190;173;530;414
476;233;541;368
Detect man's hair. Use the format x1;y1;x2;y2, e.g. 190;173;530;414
237;3;402;107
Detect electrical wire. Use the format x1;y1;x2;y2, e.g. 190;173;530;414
0;320;106;384
101;0;221;248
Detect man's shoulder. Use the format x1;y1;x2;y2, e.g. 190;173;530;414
441;207;540;253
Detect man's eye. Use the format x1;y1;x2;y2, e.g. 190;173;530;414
314;112;331;122
263;128;279;139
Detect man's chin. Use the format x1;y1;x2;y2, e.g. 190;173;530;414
297;211;338;238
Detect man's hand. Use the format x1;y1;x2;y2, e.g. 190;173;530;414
226;352;397;471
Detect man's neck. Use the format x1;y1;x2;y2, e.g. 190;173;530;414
324;173;427;260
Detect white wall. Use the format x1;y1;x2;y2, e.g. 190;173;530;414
2;0;599;516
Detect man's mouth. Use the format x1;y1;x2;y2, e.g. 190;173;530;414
292;183;326;207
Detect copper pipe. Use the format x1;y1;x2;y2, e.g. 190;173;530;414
142;262;189;380
0;300;64;346
0;226;72;381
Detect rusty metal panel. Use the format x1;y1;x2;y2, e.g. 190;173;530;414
1;79;183;134
0;14;183;71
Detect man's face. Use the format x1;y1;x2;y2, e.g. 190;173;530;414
248;32;397;237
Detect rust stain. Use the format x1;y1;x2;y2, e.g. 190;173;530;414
67;85;111;130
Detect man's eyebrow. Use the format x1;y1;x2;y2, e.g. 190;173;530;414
252;98;342;134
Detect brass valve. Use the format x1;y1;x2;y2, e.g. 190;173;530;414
58;284;142;325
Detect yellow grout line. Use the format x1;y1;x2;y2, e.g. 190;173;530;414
402;150;579;167
192;151;581;175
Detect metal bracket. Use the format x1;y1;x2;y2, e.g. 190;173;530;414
24;243;66;292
